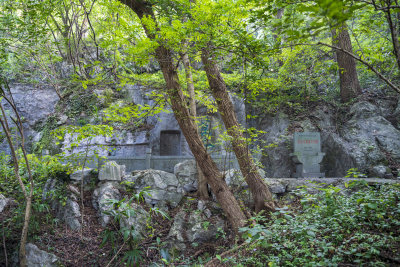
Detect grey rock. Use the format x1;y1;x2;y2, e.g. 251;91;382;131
42;179;81;230
70;168;97;184
0;194;13;213
167;211;187;251
174;160;198;192
67;184;80;196
57;114;68;125
0;84;59;154
320;132;355;177
224;169;246;187
167;210;225;251
197;200;206;211
204;209;212;218
341;102;400;172
183;183;197;193
92;182;121;227
349;101;380;120
119;202;149;238
259;112;293;178
26;243;59;267
186;212;224;245
99;161;124;181
128;169;183;208
369;165;388;178
57;198;81;230
264;180;286;194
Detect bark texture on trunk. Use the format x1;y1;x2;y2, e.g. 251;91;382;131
332;23;362;103
182;49;209;199
201;46;275;213
385;7;400;72
120;0;246;230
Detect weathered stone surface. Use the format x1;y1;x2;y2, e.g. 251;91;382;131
341;101;400;172
269;177;399;192
224;169;246;188
257;100;400;178
70;168;97;184
119;202;149;238
25;243;59;267
320;132;355;177
99;161;124;181
167;210;225;251
259;112;293;178
57;198;81;230
174;160;198;192
167;211;187;251
186;212;224;244
0;84;59;154
42;179;81;230
126;169;183;208
369;165;389;178
0;194;14;213
264;179;287;194
92;182;121;227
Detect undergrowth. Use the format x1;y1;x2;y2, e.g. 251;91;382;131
230;181;400;266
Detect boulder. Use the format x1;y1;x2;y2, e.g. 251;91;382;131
369;165;389;178
119;202;149;238
320;132;355;177
0;194;13;213
92;182;121;227
70;168;97;184
167;210;225;251
186;212;224;244
125;169;183;209
259;112;293;177
264;179;287;194
99;161;125;181
341;101;400;172
25;243;59;267
56;198;81;230
174;160;198;192
42;179;81;230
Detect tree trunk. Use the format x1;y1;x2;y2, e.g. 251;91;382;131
385;7;400;72
120;0;246;231
0;92;33;267
331;23;362;102
182;46;209;199
201;45;275;213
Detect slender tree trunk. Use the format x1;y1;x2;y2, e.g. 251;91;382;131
201;45;275;213
120;0;247;231
0;91;33;267
331;23;362;102
182;45;209;199
385;6;400;72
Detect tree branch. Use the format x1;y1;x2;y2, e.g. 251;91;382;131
317;42;400;94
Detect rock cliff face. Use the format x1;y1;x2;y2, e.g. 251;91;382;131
258;97;400;178
0;83;59;153
1;81;399;178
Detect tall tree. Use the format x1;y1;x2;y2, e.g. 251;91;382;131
201;45;275;212
118;0;247;231
181;43;209;199
331;23;362;102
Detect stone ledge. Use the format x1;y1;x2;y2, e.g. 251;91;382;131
264;178;399;193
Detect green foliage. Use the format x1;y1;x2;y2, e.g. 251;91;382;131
237;183;400;266
345;168;367;178
0;153;71;248
101;195;169;267
52;124;114;171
